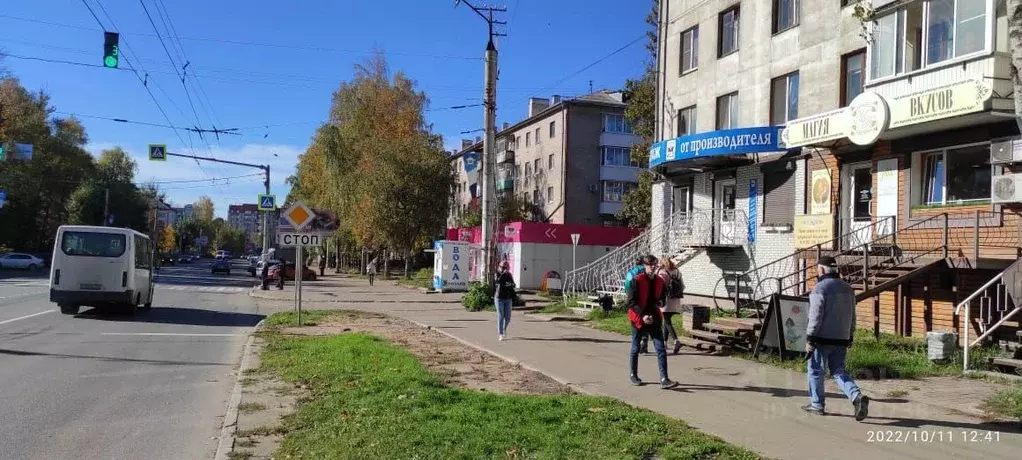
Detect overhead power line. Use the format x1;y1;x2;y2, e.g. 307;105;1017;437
0;13;481;61
52;110;242;136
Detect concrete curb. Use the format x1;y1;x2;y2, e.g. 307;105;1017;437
214;318;265;460
246;287;461;304
401;317;597;397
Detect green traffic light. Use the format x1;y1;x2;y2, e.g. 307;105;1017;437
104;55;118;68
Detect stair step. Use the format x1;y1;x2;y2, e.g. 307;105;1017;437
990;357;1022;369
703;322;754;334
576;301;600;309
687;329;733;343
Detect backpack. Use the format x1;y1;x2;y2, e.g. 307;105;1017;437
668;273;684;299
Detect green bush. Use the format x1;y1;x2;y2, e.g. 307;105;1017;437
461;281;494;311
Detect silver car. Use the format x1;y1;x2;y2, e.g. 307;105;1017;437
0;252;45;270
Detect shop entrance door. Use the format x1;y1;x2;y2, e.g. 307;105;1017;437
715;179;737;245
842;163;873;250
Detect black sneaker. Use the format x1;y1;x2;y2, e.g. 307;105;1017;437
629;374;642;386
801;404;824;415
854;395;870;421
673;341;682;355
660;378;678;390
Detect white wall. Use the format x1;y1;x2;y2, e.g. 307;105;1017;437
507;242;619;290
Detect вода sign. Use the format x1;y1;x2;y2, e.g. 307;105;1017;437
887;79;992;129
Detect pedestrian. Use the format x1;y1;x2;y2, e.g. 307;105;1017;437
260;256;271;291
276;260;285;290
623;258;650;353
657;256;685;355
803;256;870;421
626;255;678;390
494;260;516;341
366;258;377;286
319;254;326;277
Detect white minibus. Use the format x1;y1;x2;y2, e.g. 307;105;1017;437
49;225;155;315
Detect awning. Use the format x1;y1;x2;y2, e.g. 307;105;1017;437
649;126;788;174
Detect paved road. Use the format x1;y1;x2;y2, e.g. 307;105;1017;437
0;260;263;460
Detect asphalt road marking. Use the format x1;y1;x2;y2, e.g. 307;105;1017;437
157;285;248;293
0;309;56;325
99;332;244;337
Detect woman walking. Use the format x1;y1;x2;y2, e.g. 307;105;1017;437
366;258;377;286
657;256;685;354
494;260;517;341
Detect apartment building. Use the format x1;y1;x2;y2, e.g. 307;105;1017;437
645;0;1021;347
447;91;644;227
228;203;261;236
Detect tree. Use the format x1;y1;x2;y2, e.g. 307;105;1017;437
160;225;177;254
616;0;659;228
66;147;152;231
192;196;215;222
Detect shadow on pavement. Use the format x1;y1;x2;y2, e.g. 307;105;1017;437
516;336;630;344
75;307;265;327
0;348;230;366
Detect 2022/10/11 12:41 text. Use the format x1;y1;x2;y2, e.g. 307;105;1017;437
867;430;1001;443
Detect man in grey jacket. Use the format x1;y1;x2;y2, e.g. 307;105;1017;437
803;256;870;421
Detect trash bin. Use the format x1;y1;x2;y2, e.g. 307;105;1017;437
690;305;710;331
927;331;957;362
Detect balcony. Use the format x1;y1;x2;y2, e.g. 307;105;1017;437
599;132;640;148
598;201;623;215
599;165;641;182
496;178;514;191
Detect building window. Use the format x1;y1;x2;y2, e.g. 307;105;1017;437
602;114;633;133
762;168;796;225
677;105;697;136
770;72;799;125
533;158;540;175
772;0;799;34
868;0;986;81
549;121;556;138
716;92;739;130
533;189;540;204
523;163;531;186
841;49;866;107
516;135;521;147
917;144;991;206
547;187;554;203
680;26;699;73
718;6;740;57
535;127;541;144
526;132;531;147
548;154;554;169
602;181;636;202
602;147;639;167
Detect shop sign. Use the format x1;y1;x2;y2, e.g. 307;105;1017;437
794;214;834;250
887;79;993;130
650;126;784;168
809;170;832;215
779;91;889;148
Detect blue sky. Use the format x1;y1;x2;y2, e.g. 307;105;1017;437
1;0;650;216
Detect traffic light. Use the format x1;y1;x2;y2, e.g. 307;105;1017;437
103;32;119;68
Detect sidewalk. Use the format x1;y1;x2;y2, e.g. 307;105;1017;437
251;274;1022;460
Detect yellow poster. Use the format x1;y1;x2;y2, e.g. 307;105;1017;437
794;214;834;249
810;170;832;215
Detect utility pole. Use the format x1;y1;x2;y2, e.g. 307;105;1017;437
456;0;506;287
103;188;110;226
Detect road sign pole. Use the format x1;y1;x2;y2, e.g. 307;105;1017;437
262;166;271;262
296;244;303;326
570;233;580;283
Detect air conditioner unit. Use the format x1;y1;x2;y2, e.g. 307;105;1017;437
990;140;1022;164
991;173;1022;204
589;184;599;192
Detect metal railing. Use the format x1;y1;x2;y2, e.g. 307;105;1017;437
957;258;1022;371
563;208;748;299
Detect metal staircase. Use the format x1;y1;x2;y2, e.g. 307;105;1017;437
563;208;749;306
958;258;1022;373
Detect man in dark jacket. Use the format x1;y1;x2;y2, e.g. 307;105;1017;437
627;255;677;389
803;256;869;421
494;261;516;341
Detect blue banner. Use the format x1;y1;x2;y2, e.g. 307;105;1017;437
748;179;758;244
463;153;479;173
649;126;784;168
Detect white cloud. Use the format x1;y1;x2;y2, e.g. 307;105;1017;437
85;142;306;216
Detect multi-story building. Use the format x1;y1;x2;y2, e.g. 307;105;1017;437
155;202;177;228
177;204;194;221
228;204;261;236
447;91;644;227
568;1;1021;354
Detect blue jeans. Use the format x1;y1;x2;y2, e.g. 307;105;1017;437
808;345;862;409
495;298;512;335
630;325;668;380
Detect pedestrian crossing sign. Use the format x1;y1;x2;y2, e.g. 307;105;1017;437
148;144;167;161
258;194;276;211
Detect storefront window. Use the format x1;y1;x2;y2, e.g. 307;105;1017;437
918;144;991;206
869;0;986;81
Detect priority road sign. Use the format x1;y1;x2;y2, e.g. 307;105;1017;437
149;144;167;161
258;194;276;211
278;232;320;247
283;201;315;231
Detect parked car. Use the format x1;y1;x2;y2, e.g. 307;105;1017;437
211;258;231;275
178;256;191;264
0;252;45;270
247;257;259;277
161;256;176;265
267;262;317;282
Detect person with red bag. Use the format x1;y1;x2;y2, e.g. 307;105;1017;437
627;255;678;389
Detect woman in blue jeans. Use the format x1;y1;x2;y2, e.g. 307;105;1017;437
494;261;516;341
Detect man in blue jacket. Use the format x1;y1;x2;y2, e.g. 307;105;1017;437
803;256;869;421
